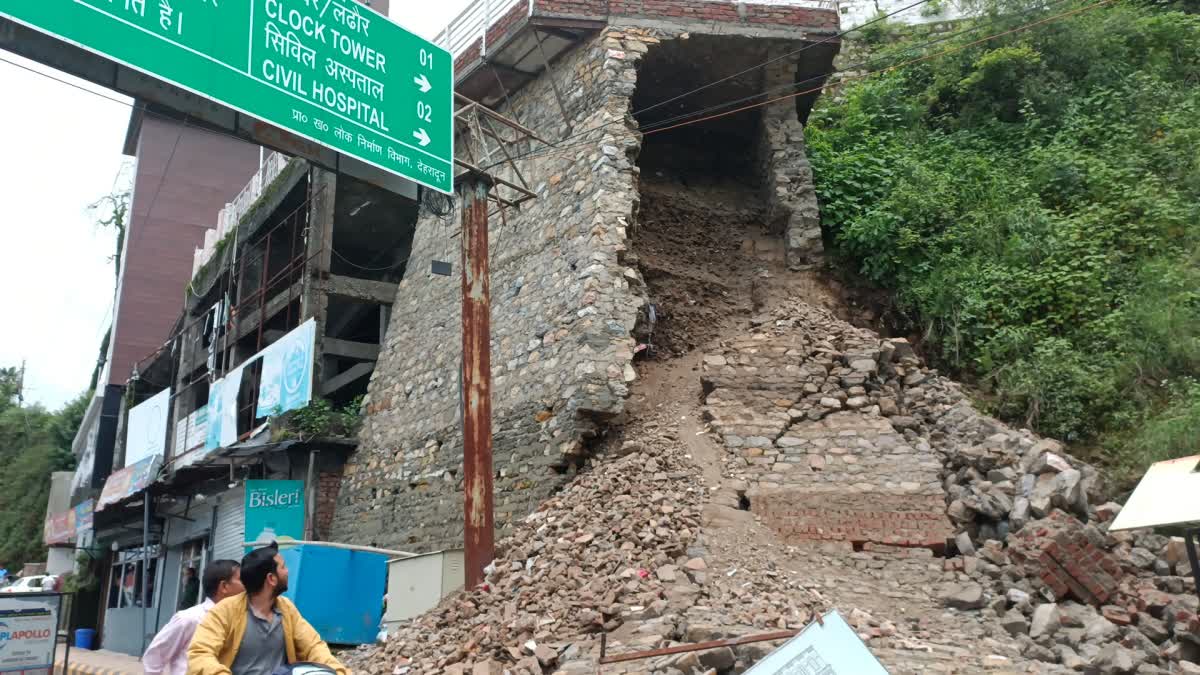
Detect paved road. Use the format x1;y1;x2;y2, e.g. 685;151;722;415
56;647;144;675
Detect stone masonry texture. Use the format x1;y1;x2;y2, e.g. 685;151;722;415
330;8;837;552
701;313;956;549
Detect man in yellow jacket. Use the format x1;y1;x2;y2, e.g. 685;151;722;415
187;543;347;675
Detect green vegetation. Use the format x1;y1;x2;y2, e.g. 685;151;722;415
0;368;87;569
808;0;1200;483
271;396;364;441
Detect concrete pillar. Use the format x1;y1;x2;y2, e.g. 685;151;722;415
302;167;337;390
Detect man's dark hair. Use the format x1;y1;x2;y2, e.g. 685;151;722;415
240;542;279;595
202;560;240;600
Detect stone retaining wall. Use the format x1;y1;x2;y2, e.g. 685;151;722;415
332;27;648;552
703;302;956;549
333;13;833;551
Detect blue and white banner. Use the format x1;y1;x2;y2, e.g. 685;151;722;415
256;319;316;418
204;370;243;452
203;319;315;452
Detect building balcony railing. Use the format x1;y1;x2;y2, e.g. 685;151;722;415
434;0;526;58
192;151;291;278
434;0;837;59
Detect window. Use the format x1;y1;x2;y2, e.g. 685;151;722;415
177;540;207;609
106;546;160;609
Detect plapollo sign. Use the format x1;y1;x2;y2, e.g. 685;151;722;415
0;595;60;673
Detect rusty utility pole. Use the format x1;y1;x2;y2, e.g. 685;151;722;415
459;171;495;588
451;95;545;588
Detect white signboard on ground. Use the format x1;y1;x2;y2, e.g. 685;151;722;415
1109;455;1200;531
0;595;59;674
126;388;171;467
744;610;890;675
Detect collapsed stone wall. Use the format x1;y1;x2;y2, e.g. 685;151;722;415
330;32;646;551
758;46;823;267
702;304;956;549
332;19;836;552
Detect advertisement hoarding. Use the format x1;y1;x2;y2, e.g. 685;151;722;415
0;594;60;674
244;480;306;553
126;388;171;467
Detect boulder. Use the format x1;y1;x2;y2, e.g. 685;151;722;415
1007;588;1032;607
941;583;986;610
1095;501;1123;522
1029;450;1073;475
1054;469;1084;510
1127;547;1157;570
1084;614;1119;643
1029;474;1057;518
1164;537;1188;566
956;532;977;557
1001;611;1030;636
1093;644;1141;674
698;647;736;672
1056;645;1087;671
1137;613;1168;644
1030;603;1061;639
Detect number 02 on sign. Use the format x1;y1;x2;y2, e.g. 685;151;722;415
0;0;455;193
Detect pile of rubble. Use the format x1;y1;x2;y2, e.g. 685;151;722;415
700;298;1200;672
936;506;1200;673
347;408;820;675
347;283;1200;674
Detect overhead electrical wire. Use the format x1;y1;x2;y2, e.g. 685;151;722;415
0;54;271;152
631;0;937;119
474;0;940;171
481;0;1115;172
1;0;1112;196
330;247;410;272
647;0;1115;136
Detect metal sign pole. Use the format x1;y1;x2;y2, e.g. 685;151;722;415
59;593;71;675
1186;528;1200;604
459;171;495;589
142;495;151;653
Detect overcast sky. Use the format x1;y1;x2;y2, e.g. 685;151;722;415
0;2;470;411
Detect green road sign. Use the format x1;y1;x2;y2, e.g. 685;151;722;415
0;0;454;193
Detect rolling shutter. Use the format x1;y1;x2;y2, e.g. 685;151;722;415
212;485;245;562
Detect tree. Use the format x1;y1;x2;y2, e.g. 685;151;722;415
809;0;1200;483
89;175;131;284
0;375;85;569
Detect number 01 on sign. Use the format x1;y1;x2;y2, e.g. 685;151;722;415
0;0;455;193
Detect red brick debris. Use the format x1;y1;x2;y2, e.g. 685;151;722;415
1008;510;1124;606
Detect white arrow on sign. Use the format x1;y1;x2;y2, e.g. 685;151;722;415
413;74;432;93
413;128;431;147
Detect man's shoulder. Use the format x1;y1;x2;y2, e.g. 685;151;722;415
204;593;248;620
177;603;211;623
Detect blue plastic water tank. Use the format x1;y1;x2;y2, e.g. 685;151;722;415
279;544;387;645
74;628;96;650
